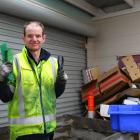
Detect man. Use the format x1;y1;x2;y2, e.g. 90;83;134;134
0;21;67;140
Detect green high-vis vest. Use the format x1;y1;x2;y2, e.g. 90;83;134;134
8;47;58;140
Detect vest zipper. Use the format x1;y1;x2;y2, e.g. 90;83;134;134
27;57;47;133
39;73;47;134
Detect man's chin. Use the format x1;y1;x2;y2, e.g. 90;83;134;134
28;47;41;52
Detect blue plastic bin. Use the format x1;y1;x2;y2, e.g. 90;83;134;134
108;105;140;133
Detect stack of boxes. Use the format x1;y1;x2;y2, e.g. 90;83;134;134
81;55;140;112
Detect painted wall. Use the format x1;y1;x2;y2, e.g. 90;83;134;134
85;37;96;68
87;11;140;72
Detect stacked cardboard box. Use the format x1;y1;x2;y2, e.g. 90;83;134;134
118;54;140;69
122;56;140;82
82;68;101;84
95;66;130;104
81;66;130;104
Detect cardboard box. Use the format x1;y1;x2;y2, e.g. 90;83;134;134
117;54;140;69
122;56;140;82
82;69;92;84
82;68;100;84
90;68;101;80
95;66;129;104
95;88;140;110
81;67;129;104
95;81;128;104
98;67;121;83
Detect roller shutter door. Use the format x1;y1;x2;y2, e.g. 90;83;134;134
0;13;86;127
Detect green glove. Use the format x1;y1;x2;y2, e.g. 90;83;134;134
0;43;14;82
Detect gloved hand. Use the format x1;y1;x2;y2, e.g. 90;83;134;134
57;69;68;82
55;70;68;98
0;62;12;82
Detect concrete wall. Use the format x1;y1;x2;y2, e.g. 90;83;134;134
85;37;96;68
87;11;140;72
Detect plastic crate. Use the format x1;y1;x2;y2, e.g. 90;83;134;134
108;105;140;132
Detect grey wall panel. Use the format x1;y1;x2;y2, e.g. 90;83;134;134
57;102;81;109
47;49;85;59
57;106;81;114
59;93;80;98
46;44;85;56
0;101;8;127
65;88;80;93
0;13;86;127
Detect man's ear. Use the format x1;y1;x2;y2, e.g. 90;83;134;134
22;35;25;43
44;35;48;43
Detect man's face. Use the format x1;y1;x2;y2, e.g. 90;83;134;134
23;23;45;52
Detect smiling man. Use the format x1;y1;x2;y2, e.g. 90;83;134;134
0;21;67;140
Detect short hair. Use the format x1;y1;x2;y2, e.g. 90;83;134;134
23;21;45;36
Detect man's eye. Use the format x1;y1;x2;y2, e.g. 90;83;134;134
27;35;33;38
36;35;41;38
26;34;41;38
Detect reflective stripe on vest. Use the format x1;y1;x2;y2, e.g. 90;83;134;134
12;55;56;124
49;56;56;82
14;56;25;117
9;114;56;124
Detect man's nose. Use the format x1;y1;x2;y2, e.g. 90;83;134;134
32;36;37;41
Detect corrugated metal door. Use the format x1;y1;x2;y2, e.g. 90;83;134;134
0;13;86;127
